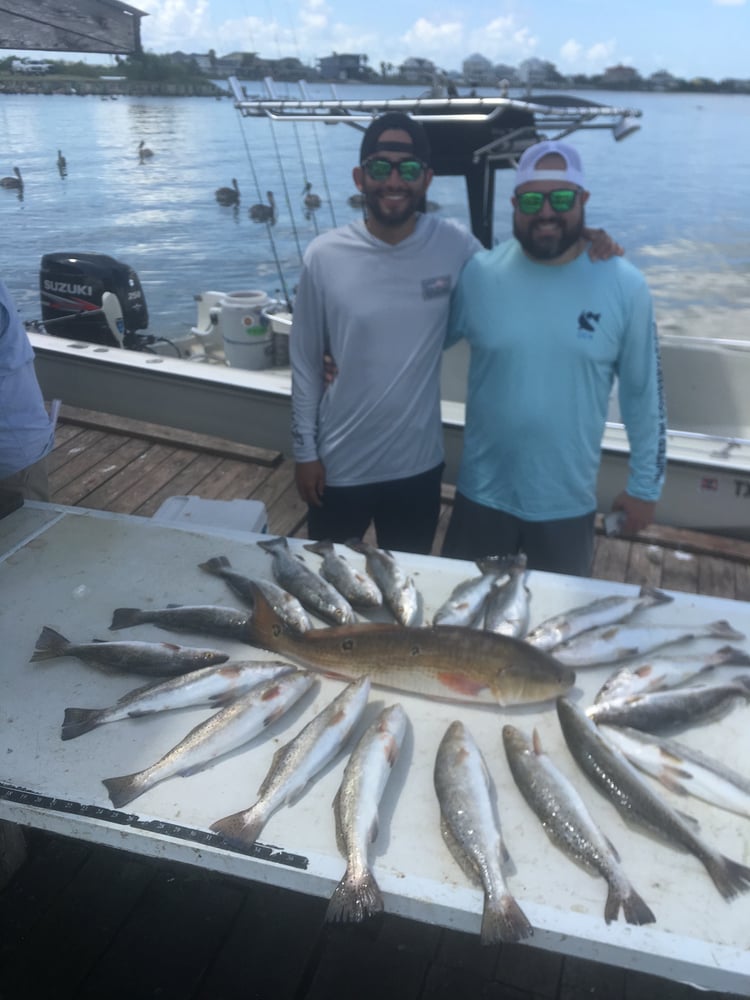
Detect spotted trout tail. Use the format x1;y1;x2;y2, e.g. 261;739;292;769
198;555;232;576
61;707;106;740
30;626;72;661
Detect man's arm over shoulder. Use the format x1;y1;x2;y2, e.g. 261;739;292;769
615;266;667;523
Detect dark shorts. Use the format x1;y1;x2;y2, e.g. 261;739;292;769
307;463;444;555
441;491;595;577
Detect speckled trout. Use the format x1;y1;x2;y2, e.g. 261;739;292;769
557;697;750;900
502;725;655;926
242;584;574;707
434;721;533;944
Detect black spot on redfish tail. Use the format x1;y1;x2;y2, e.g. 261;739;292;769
30;625;71;661
242;582;293;649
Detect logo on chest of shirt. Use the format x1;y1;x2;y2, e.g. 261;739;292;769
422;275;452;300
577;310;601;338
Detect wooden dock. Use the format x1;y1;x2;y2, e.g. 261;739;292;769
1;405;748;1000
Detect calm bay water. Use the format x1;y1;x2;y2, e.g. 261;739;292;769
0;84;749;342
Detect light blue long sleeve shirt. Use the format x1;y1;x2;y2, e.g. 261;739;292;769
447;240;666;520
0;278;55;479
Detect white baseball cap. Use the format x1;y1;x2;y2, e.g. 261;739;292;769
514;140;586;190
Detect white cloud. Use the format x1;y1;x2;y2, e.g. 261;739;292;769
470;16;538;61
558;38;617;71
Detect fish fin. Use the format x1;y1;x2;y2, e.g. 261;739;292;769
325;865;384;924
604;836;621;863
61;707;104;740
109;608;143;631
242;583;292;649
102;772;144;809
30;625;71;661
653;768;691;796
198;555;231;575
606;885;656;925
707;620;745;641
674;808;700;831
344;537;365;553
211;806;265;848
303;540;329;555
639;586;673;606
531;729;544;755
703;855;750;901
435;671;489;699
713;645;750;666
481;891;533;945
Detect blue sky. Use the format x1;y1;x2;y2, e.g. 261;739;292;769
11;0;750;80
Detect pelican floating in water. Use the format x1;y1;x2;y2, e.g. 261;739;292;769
302;181;321;209
249;191;276;223
138;140;154;162
57;150;67;177
0;166;23;189
215;178;240;206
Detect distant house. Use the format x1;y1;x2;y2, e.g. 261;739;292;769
399;57;436;84
11;58;52;74
318;53;369;81
462;53;495;86
648;70;678;91
601;64;642;87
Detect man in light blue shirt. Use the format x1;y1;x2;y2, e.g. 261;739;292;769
0;278;56;500
442;140;666;576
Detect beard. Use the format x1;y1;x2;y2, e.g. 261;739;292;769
513;210;585;260
363;184;424;228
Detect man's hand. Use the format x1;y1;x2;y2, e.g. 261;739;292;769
295;460;326;507
611;491;656;535
583;227;624;261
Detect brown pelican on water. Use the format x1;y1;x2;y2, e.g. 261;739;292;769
0;166;23;189
138;140;154;162
57;150;67;177
215;178;240;206
249;191;276;223
302;181;321;209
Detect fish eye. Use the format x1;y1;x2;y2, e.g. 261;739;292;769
272;625;281;636
409;645;422;656
341;639;354;651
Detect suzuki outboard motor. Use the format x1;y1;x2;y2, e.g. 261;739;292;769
40;251;149;348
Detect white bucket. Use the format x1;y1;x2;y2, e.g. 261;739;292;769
220;290;273;370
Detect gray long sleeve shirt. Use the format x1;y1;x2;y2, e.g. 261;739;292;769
290;215;480;487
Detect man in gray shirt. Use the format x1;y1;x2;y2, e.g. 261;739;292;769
291;113;480;553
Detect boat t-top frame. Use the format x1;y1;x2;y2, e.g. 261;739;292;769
228;76;641;248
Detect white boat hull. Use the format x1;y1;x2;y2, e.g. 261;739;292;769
29;328;750;540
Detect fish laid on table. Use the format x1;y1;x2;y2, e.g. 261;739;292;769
304;539;383;609
326;703;408;924
61;661;296;741
258;536;356;625
502;725;655;925
198;555;313;632
243;583;574;707
525;586;674;652
587;677;750;733
109;604;251;642
434;720;533;944
556;697;750;900
594;645;750;704
432;556;511;627
598;725;750;820
102;669;315;809
346;539;420;627
481;553;530;637
211;676;371;848
552;619;745;669
31;626;229;676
